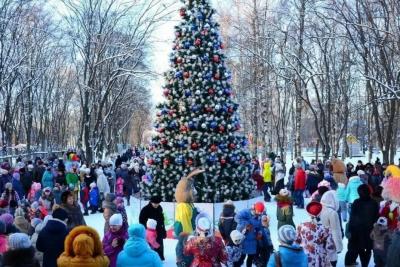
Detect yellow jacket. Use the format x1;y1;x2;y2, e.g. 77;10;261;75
263;161;272;182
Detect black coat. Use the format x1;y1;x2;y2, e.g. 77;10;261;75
218;204;237;245
348;196;379;249
20;172;33;194
2;247;40;267
139;203;167;239
306;171;322;195
60;204;86;231
36;219;69;267
386;231;400;267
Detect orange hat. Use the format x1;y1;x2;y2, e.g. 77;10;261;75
253;202;265;214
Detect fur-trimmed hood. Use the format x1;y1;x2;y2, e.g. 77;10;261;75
57;226;109;267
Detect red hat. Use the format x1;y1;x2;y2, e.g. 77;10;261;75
306;201;322;217
253;202;265;214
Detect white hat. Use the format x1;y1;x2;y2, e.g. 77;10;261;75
146;218;157;230
357;170;365;176
230;230;245;245
109;214;123;226
27;164;34;170
8;233;32;250
196;214;211;237
278;225;297;245
90;182;96;189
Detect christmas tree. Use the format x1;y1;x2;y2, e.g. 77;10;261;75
144;0;254;203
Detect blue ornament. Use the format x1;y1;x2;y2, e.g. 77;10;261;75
175;71;183;78
222;105;228;112
205;72;212;80
191;25;197;31
196;11;204;20
161;108;168;115
188;121;195;130
208;155;217;163
175;155;184;165
241;139;248;147
185;90;191;97
169;121;177;129
218;143;227;150
202;55;209;62
224;88;231;95
184;41;191;48
210;121;217;129
191;104;200;112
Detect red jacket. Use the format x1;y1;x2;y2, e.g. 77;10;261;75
184;236;227;267
252;173;264;191
294;168;306;190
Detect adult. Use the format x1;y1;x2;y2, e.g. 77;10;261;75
116;224;162;267
296;201;336;267
320;190;343;267
21;165;34;198
60;190;86;231
345;174;363;215
294;164;306;208
235;201;265;267
273;158;286;194
0;166;12;197
139;196;167;260
102;193;118;234
306;165;323;195
3;233;40;267
386;216;400;267
33;160;45;183
57;226;109;267
36;208;69;267
115;155;123;169
102;214;128;267
345;184;379;267
267;225;307;267
41;165;54;189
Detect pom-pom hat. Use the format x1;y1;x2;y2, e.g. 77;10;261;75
306;201;323;218
278;225;297;245
253;201;265;215
230;230;245;245
146;218;157;230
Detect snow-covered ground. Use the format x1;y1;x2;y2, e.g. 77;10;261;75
86;196;374;267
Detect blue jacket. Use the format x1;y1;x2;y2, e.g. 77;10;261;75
337;183;347;202
235;209;262;254
89;187;99;206
267;244;308;267
42;170;54;189
116;224;162;267
345;176;363;204
11;178;24;201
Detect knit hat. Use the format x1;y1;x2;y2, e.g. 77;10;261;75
0;213;14;225
0;220;6;234
31;201;39;210
278;225;297;245
146;218;157;230
52;208;68;221
357;170;365;176
8;233;32;249
253;202;265;215
30;218;42;228
377;217;388;227
14;207;25;217
279;188;290;197
306;201;323;218
196;213;211;237
230;230;245;245
150;195;162;204
27;164;34;170
5;182;12;190
109;214;123;226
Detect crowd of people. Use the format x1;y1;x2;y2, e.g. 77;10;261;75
0;149;399;267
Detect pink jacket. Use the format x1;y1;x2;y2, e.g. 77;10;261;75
145;229;159;249
116;178;124;197
0;234;8;253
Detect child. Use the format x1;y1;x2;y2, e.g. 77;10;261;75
337;183;347;222
38;187;55;215
114;196;128;229
146;218;160;250
275;188;295;229
370;217;391;267
116;177;124;197
226;230;244;267
255;215;274;267
102;214;128;267
89;182;99;214
29;201;44;220
27;182;42;203
80;182;90;216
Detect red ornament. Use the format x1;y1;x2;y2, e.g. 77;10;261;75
191;143;199;149
175;32;181;37
220;43;225;49
163;89;170;96
176;57;183;64
220;158;226;165
163;159;170;165
147;159;154;165
183;72;190;79
179;8;186;17
229;143;236;149
187;159;193;166
195;38;201;46
180;125;188;132
168;110;174;116
208;88;215;95
228;107;234;113
219;126;225;133
240;158;246;164
214;72;220;80
161;138;167;145
210;145;217;152
158;128;164;133
213;55;220;63
206;107;213;112
201;30;208;36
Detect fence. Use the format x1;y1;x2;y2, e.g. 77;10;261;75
0;150;66;165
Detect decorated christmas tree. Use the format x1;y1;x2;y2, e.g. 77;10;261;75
144;0;254;202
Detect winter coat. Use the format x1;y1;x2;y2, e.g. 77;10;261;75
252;172;264;191
60;203;86;231
263;162;272;183
386;231;400;267
0;234;7;253
370;223;390;252
57;226;109;267
33;166;45;183
65;172;79;189
2;247;40;267
139;202;167;241
0;173;12;194
116;178;124;197
345;176;363;204
0;190;20;208
11;178;24;203
218;203;237;244
267;244;308;267
294;168;306;190
226;244;242;267
116;224;162;267
379;200;400;231
102;227;128;267
14;216;31;234
55;173;66;187
80;185;90;204
96;170;110;194
296;221;336;267
320;190;343;261
36;218;69;267
274;162;285;185
275;195;295;229
235;208;262;254
31;223;44;265
306;171;322;195
184;236;228;267
41;171;54;189
347;192;379;250
39;193;55;213
21;172;33;194
332;158;347;184
336;183;346;202
89;187;100;206
146;229;159;249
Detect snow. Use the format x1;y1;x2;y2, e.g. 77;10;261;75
86;196;374;267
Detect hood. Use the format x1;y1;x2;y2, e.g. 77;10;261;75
63;226;104;257
321;190;339;211
349;176;361;183
45;219;67;233
338;183;346;188
222;204;235;217
124;224;148;256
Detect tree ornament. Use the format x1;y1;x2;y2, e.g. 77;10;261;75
195;38;201;46
180;125;188;132
220;158;226;165
208;88;215;95
213;55;220;63
191;143;199;150
183;72;190;79
229;143;236;149
163;158;170;166
210;144;217;152
176;57;183;64
219;125;225;133
163;89;170;96
187;158;193;166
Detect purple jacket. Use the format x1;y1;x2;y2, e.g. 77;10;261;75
102;227;128;267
